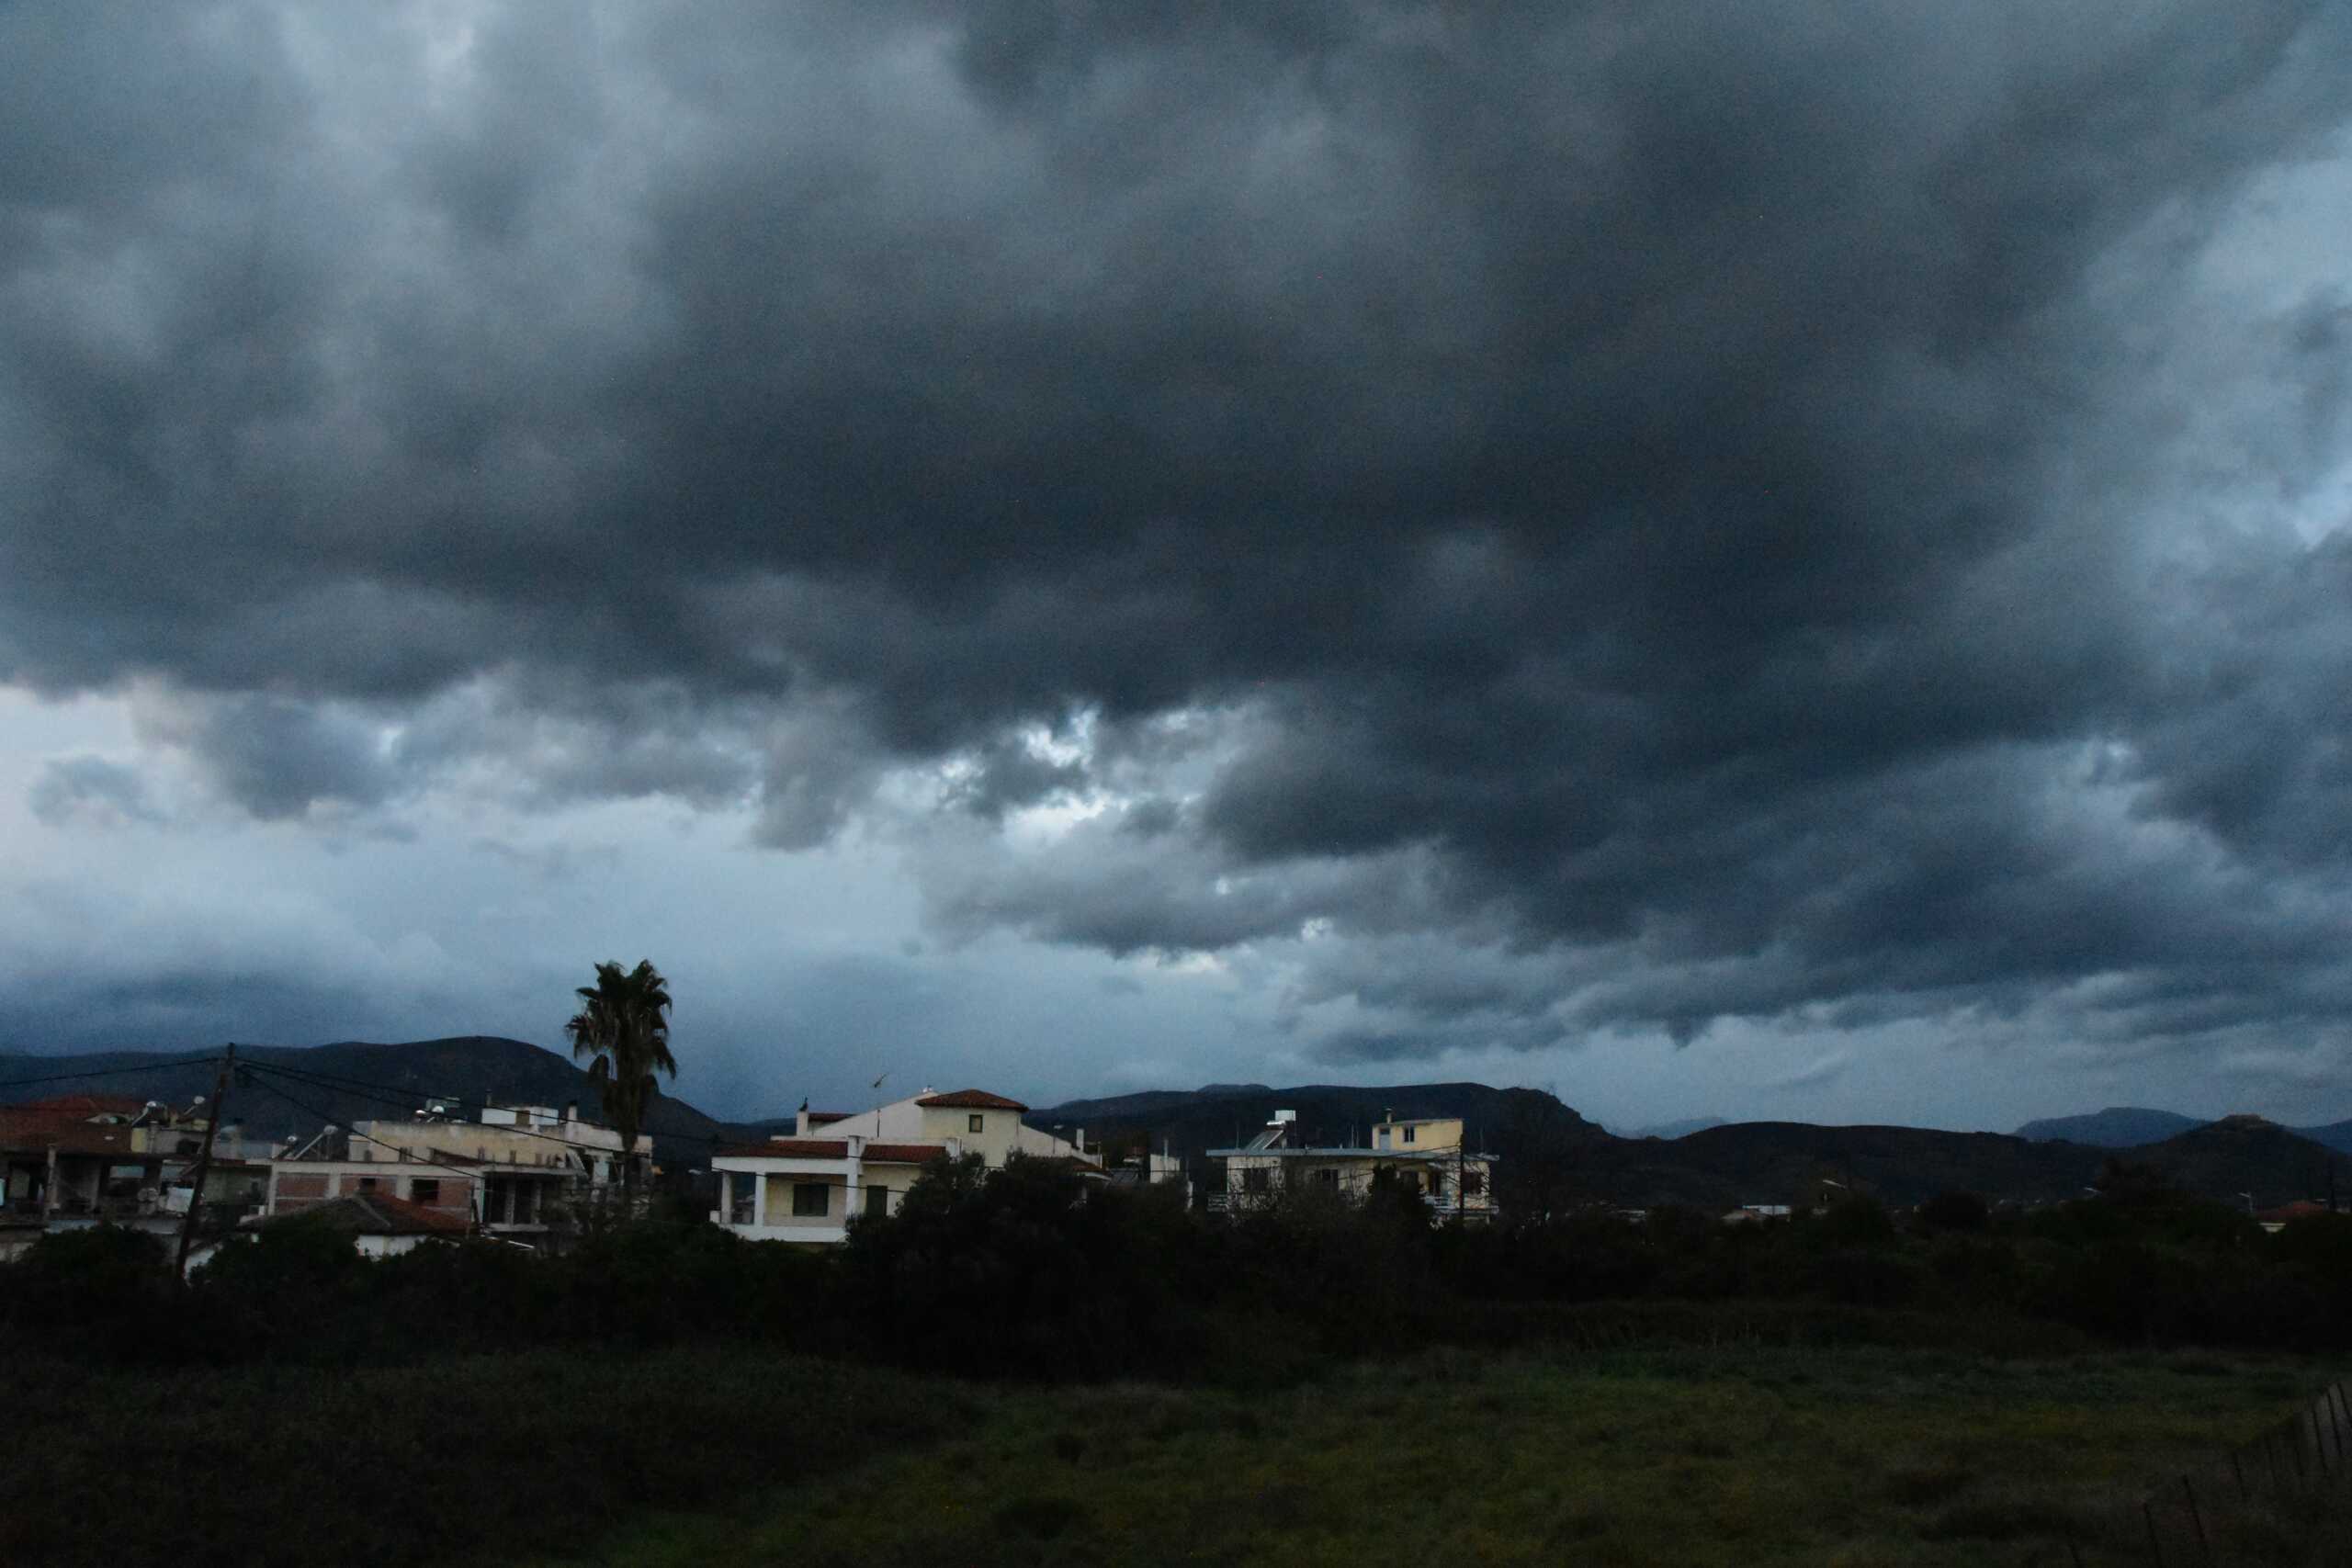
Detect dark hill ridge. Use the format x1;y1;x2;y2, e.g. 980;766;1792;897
1589;1122;2105;1209
1033;1083;2352;1212
13;1039;2345;1208
2016;1107;2206;1146
2127;1115;2349;1210
1029;1080;1598;1157
0;1037;739;1164
1608;1115;1728;1140
2016;1107;2352;1158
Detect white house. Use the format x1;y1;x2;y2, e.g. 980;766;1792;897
709;1088;1099;1246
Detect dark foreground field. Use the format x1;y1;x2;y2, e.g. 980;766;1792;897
8;1333;2347;1568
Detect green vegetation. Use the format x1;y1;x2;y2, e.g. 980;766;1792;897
0;1345;973;1568
566;1347;2352;1568
11;1159;2352;1562
5;1337;2345;1567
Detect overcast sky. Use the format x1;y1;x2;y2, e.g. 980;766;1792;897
6;3;2352;1134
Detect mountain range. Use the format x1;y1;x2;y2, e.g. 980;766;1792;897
1027;1082;2351;1211
2015;1106;2352;1157
6;1039;2347;1211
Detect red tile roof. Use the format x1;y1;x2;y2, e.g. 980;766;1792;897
861;1143;951;1165
12;1094;152;1119
0;1109;147;1157
273;1193;469;1236
711;1139;952;1165
916;1089;1028;1111
714;1139;850;1160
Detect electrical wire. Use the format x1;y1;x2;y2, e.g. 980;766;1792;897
0;1055;228;1094
242;1069;575;1186
242;1057;698;1161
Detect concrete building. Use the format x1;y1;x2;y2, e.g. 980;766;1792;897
709;1088;1099;1245
1208;1112;1498;1222
0;1095;268;1258
266;1102;652;1247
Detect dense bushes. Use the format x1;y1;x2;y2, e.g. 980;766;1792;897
7;1163;2352;1382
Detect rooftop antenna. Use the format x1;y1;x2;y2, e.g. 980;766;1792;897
871;1069;890;1137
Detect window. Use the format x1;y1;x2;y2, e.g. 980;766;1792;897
1315;1168;1340;1189
410;1179;440;1203
1464;1169;1485;1196
968;1113;985;1134
1403;1125;1417;1144
865;1184;888;1219
356;1177;379;1193
792;1182;829;1217
1242;1168;1271;1194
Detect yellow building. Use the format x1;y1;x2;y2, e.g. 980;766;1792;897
1209;1112;1497;1222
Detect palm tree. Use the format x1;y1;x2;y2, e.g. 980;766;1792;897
565;959;677;1206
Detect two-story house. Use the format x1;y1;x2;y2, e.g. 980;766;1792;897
709;1088;1098;1246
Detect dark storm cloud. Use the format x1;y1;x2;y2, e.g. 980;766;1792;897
6;2;2352;1065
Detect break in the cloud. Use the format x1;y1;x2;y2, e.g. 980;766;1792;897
6;3;2352;1122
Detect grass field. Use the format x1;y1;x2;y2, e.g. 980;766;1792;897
549;1345;2349;1568
7;1334;2347;1567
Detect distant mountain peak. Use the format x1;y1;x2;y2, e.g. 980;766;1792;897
2015;1107;2206;1147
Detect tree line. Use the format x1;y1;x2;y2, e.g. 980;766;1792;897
7;1150;2352;1381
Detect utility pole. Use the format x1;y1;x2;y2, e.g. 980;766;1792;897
173;1043;236;1280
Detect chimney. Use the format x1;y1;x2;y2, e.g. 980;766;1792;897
564;1101;578;1123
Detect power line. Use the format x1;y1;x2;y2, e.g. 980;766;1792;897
241;1071;533;1188
0;1055;228;1094
242;1055;753;1159
244;1061;614;1168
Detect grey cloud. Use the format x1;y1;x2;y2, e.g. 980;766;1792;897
135;692;398;819
28;755;161;827
6;3;2352;1079
1770;1051;1855;1093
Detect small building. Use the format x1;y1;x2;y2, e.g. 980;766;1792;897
1207;1111;1498;1222
255;1192;471;1258
267;1126;482;1235
2254;1199;2335;1234
708;1088;1099;1246
1105;1146;1192;1206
